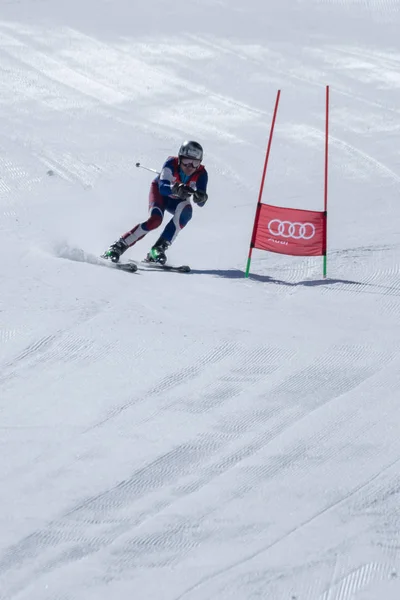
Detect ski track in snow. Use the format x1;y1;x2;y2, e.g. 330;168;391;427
0;342;399;598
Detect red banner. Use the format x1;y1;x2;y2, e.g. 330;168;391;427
252;203;326;257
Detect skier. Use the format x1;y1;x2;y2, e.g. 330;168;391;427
102;141;208;265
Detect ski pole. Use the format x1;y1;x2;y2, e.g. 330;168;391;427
135;162;160;175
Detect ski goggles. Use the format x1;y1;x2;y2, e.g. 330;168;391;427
180;157;201;168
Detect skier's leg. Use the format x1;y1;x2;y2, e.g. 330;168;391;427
122;182;165;246
160;200;193;244
103;182;165;262
148;200;192;264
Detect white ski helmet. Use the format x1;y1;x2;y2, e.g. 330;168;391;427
178;140;203;162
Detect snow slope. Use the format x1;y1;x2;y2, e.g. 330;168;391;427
1;0;400;598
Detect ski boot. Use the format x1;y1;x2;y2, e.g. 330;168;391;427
102;238;128;263
146;237;170;265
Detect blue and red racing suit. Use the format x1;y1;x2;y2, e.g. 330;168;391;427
121;156;208;247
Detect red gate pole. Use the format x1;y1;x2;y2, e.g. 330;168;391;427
323;85;329;278
245;89;281;278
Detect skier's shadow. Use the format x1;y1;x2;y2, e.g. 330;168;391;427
189;268;398;294
188;268;357;286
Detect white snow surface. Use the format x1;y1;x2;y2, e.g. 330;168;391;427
1;0;400;598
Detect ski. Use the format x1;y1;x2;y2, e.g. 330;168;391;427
99;256;190;273
115;261;138;273
100;257;138;273
141;261;190;273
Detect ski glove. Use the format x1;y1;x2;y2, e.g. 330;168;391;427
193;190;208;206
171;182;194;200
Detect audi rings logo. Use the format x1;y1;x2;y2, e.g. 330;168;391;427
268;220;316;240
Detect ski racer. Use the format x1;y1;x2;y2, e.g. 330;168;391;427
102;140;208;265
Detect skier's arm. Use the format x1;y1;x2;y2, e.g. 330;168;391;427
158;161;176;196
193;170;208;206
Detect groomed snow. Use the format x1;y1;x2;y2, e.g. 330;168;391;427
1;1;400;598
